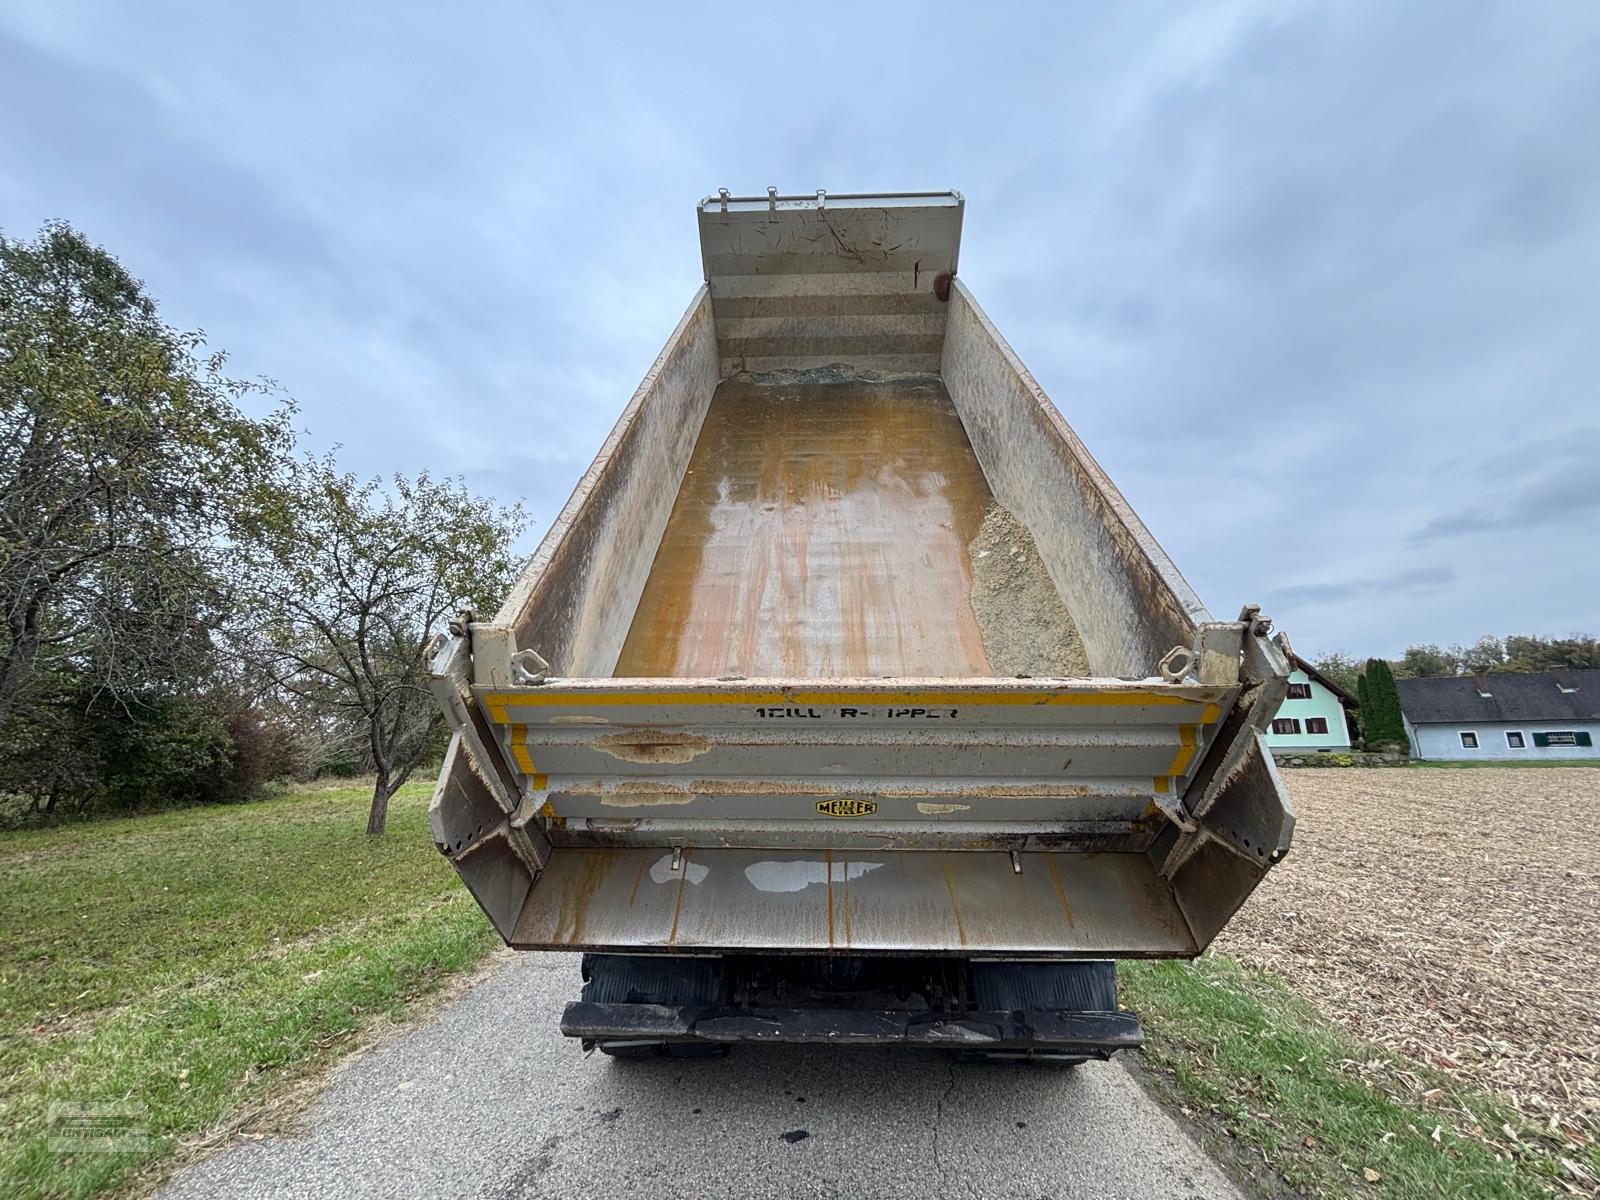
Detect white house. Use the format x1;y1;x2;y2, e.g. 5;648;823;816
1264;655;1356;752
1396;669;1599;760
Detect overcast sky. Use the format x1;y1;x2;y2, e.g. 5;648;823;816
3;2;1596;659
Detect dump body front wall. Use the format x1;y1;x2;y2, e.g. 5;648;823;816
699;193;962;376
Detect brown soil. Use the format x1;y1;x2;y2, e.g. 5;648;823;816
967;503;1090;677
1217;767;1600;1134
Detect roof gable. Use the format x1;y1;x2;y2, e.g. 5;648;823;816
1289;654;1358;706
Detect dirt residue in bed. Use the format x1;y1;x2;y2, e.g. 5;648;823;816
967;504;1090;677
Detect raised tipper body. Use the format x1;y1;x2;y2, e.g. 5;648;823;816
427;189;1294;1059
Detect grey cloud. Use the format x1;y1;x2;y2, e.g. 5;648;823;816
1414;448;1600;541
3;0;1597;657
0;32;340;282
1268;565;1458;609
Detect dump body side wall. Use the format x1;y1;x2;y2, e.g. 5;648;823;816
940;281;1210;677
492;289;720;676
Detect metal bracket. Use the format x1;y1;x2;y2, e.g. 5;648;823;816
1150;791;1197;834
1238;602;1273;639
1194;622;1244;687
1186;606;1273;688
466;623;551;689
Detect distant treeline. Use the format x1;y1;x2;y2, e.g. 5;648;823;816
1310;634;1599;697
2;222;523;831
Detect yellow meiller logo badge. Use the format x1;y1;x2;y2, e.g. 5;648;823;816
816;798;877;817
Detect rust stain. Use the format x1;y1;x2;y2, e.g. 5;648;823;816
1044;852;1076;928
594;730;712;764
627;852;649;907
666;778;1092;800
596;780;696;808
666;849;691;946
613;377;997;678
941;853;969;947
554;849;614;946
959;782;1092;799
687;778;820;796
841;854;854;948
825;848;835;951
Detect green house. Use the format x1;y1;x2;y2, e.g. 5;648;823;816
1265;654;1357;752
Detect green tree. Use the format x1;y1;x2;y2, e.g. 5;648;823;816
1309;651;1362;696
1503;633;1600;672
1455;634;1505;675
1395;643;1456;678
0;222;291;742
1359;659;1408;753
246;457;524;833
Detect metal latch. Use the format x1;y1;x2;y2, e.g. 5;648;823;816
463;620;551;689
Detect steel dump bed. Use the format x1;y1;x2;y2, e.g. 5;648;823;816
428;191;1294;975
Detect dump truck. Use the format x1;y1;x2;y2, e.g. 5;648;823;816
427;188;1295;1062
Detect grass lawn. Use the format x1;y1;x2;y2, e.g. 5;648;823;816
0;781;501;1200
1124;956;1599;1198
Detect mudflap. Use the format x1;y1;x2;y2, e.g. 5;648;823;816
565;955;1143;1061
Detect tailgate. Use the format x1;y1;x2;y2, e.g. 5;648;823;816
476;678;1229;847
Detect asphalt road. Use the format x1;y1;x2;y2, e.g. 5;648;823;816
158;953;1245;1200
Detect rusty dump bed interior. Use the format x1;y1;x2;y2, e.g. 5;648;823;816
427;191;1295;963
615;376;1005;679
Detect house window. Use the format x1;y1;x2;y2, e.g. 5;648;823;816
1506;731;1525;749
1271;718;1301;735
1533;731;1593;748
1305;717;1329;735
1286;682;1312;700
1459;731;1479;749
